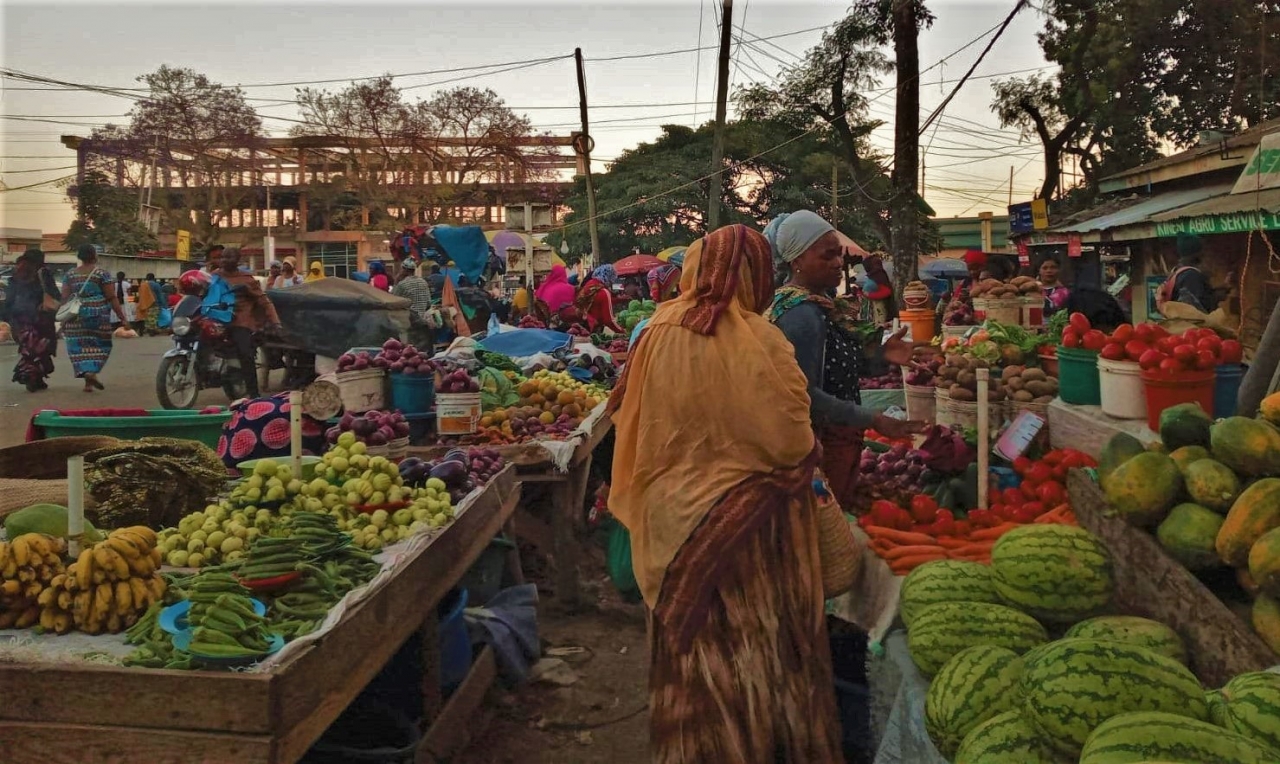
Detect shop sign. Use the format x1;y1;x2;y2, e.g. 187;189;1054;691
1008;202;1035;235
1031;198;1049;230
1016;238;1030;265
175;230;191;261
1232;132;1280;194
1067;234;1082;258
1154;210;1280;237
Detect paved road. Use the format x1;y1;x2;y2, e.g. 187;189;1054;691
0;336;232;449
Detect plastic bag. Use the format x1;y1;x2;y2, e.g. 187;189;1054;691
605;520;642;603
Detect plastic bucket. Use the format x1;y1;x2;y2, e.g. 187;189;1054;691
971;298;988;322
1097;357;1147;420
1214;363;1246;419
905;384;937;424
1141;369;1215;433
899;308;936;344
1038;352;1060;377
435;392;481;435
439;587;471;691
1057;347;1101;406
336;369;386;413
388;373;435;415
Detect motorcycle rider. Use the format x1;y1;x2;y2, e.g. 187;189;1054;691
213;247;281;399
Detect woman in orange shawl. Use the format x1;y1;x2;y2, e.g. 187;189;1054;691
608;224;842;763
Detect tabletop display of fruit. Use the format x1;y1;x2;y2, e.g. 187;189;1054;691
470;371;605;445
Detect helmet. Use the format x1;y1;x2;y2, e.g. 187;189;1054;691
178;269;211;296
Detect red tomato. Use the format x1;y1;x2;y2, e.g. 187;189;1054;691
1040;450;1064;465
1195;349;1217;370
1133;323;1157;343
1012;456;1033;476
1148;324;1170;340
1110;324;1134;343
1220;339;1243;364
1157;335;1183;354
967;509;994;528
1172;343;1197;364
1068;312;1091;333
993;504;1018;521
1061;328;1081;348
1021;480;1041;500
952;520;972;537
1013;505;1041;524
1039;344;1057;357
909;494;939;524
1020;501;1046;517
1002;487;1024;506
1159;357;1183;373
1026;463;1054;485
1124;340;1151;362
892;509;914;530
1082;330;1107;351
1060;450;1090;470
1036;481;1067;505
934;509;955;524
1139;349;1166;370
1100;342;1126;361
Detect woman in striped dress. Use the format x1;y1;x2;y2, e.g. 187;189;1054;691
61;244;127;392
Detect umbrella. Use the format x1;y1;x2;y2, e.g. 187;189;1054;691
613;254;665;276
655;246;687;262
488;231;526;262
921;258;971;279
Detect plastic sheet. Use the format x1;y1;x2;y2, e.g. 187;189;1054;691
870;631;949;764
268;279;411;358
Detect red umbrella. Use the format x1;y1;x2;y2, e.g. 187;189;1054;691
612;254;665;276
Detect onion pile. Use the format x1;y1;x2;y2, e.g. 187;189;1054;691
861;366;903;390
438;368;480;393
603;339;629;353
850;443;933;511
517;316;546;329
465;447;505;485
567;325;590;337
326;410;411;447
905;355;943;386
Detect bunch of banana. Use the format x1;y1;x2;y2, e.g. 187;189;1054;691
0;533;67;630
58;526;167;634
188;592;276;658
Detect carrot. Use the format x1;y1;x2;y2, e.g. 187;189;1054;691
936;536;973;549
946;542;995;558
970;523;1019;540
889;552;948;573
863;527;937;545
1033;504;1071;523
881;544;948;561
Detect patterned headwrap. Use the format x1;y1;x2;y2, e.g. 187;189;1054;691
681;225;774;335
647;263;682;302
592;264;618;287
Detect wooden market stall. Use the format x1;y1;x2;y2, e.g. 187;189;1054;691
0;466;522;764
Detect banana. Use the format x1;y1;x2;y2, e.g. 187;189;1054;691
72;590;91;623
92;582;113;623
95;545;131;581
150;547;163;566
1;579;20;597
105;535;142;561
117;529;155;555
106;612;123;633
17;567;35;583
23;580;42;599
74;548;94;590
0;541;9;570
120;526;157;547
129;578;150;608
49;573;67;589
52;611;71;634
144;575;166;602
15;605;39;629
37;586;57;607
114;580;133;612
126;554;155;577
92;568;106;585
39;607;56;631
57;589;72;611
11;536;30;567
25;534;51;559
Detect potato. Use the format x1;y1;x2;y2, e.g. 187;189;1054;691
1019;280;1042;294
1011;276;1033;287
1012;389;1035;403
1024;380;1053;398
1006;376;1026;392
957;370;977;387
1021;368;1047;383
1033;395;1056;404
940;365;958;380
988;387;1005;402
1002;365;1024;381
949;386;977;402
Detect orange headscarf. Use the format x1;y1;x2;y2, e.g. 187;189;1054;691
608;225;818;646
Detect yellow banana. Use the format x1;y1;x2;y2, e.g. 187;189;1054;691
126;554;154;577
74;548;94;590
120;525;157;547
1;557;17;579
49;573;66;589
150;547;163;566
72;590;91;624
115;529;153;554
23;580;42;599
95;545;130;581
15;606;38;629
92;568;106;585
144;575;166;602
11;537;29;567
114;580;133;613
81;614;102;635
56;589;71;611
36;586;56;607
17;567;35;584
24;534;51;559
105;535;142;561
106;612;122;633
39;607;56;631
1;579;20;597
128;577;149;608
53;611;71;634
92;582;113;623
0;541;8;570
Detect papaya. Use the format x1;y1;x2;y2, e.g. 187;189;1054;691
1210;417;1280;477
1239;567;1263;598
1248;526;1280;597
1156;503;1226;570
1184;459;1241;512
1216;478;1280;567
1169;445;1211;477
1260;391;1280;426
1100;433;1148;484
1103;452;1183;528
1159;402;1212;451
3;503;103;542
1252;593;1280;654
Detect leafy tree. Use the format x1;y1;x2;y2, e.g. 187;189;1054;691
62;171;158;256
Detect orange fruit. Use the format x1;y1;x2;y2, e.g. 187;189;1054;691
558;390;576;405
539;411;555;424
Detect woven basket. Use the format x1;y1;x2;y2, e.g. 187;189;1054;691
0;479;69;518
816;496;861;598
0;436;121;480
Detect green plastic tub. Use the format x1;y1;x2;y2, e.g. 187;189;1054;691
32;408;231;449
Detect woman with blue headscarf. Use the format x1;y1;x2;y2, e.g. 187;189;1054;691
576;264;622;332
367;260;390;292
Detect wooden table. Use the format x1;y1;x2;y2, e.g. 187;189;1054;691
0;466;522;764
406;411;612;611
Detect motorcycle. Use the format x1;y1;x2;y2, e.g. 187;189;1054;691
155;294;251;409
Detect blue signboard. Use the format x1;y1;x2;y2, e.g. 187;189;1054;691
1008;202;1035;235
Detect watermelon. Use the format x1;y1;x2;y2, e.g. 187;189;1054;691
954;710;1073;764
906;601;1048;677
989;525;1114;623
1156;502;1226;570
1020;639;1210;756
1063;615;1188;666
1217;671;1280;752
1206;688;1228;725
924;645;1024;758
899;560;997;628
1078;711;1280;764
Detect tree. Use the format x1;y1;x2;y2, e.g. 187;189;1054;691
77;66;264;250
62;170;158;256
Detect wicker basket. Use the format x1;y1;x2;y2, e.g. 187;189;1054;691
816;496;860;598
983;297;1023;325
388;437;410;460
0;436;121;479
905;384;937;424
0;479;70;518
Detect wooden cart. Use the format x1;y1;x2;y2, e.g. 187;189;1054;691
0;467;522;764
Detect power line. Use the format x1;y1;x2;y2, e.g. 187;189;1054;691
0;164;77;174
0;173;75;193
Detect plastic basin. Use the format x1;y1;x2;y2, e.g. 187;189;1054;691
1057;347;1101;406
32;408;231;449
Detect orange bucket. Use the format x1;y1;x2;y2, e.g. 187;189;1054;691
900;308;937;344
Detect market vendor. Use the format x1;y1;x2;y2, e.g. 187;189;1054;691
646;262;681;303
861;253;897;324
576;264;623;332
1039;254;1071;316
1158;232;1219;314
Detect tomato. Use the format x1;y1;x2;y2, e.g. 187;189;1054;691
892;509;914;530
1036;481;1067;505
1068;312;1091;333
1195;349;1217;370
909;494;939;523
1039;344;1057;357
967;509;994;528
1020;500;1046;516
1082;329;1107;351
1060;450;1091;470
1124;340;1150;362
993;504;1018;521
1139;349;1166;370
1021;480;1041;500
1100;342;1126;361
1040;450;1064;465
1061;328;1081;348
1013;505;1041;524
1002;487;1024;506
870;499;899;524
1148;324;1169;340
1157;335;1183;354
1159;357;1183;373
1012;455;1033;476
1220;339;1243;364
1025;462;1053;485
952;520;972;537
1110;323;1134;343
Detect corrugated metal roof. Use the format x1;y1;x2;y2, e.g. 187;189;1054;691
1100;119;1280;183
1050;184;1235;234
1149;187;1280;221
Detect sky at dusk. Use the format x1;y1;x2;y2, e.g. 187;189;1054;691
1;0;1052;236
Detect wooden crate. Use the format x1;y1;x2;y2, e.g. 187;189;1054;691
1068;471;1276;686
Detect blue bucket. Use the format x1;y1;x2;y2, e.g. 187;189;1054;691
438;588;471;691
389;373;435;415
1214;363;1246;419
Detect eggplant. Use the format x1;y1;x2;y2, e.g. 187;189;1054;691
429;460;468;488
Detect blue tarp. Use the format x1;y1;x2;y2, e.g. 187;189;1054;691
431;225;490;285
478;328;572;358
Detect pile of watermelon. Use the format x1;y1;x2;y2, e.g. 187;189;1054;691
1099;392;1280;656
902;523;1280;763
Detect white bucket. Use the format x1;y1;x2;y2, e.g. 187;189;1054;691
1097;357;1146;420
436;392;482;435
336;368;386;413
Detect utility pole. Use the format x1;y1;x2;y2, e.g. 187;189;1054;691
889;0;921;290
707;0;733;231
831;161;839;228
574;48;602;268
1009;165;1015;206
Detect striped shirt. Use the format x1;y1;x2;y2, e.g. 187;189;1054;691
393;276;433;320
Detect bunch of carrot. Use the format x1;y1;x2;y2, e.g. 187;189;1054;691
862;504;1077;575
